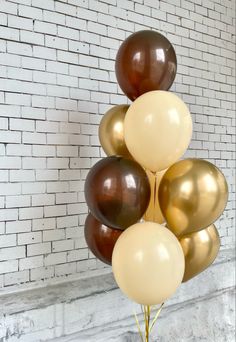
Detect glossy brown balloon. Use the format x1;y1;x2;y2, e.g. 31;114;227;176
180;224;220;282
84;213;122;265
85;156;151;230
115;30;177;101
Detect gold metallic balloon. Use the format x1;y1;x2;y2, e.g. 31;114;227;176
99;104;132;159
158;158;228;237
143;169;166;224
179;224;220;282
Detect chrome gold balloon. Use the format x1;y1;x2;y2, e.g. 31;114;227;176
99;104;132;159
143;169;166;224
180;224;220;282
158;158;228;237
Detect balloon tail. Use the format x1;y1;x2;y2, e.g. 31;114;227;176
149;302;164;333
153;173;157;222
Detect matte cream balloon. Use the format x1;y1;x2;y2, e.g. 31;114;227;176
180;224;220;282
112;222;185;305
143;169;166;224
124;91;192;172
99;105;132;159
158;158;228;237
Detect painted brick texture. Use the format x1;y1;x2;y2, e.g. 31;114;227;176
0;0;235;291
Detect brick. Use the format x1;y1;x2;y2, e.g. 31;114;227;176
22;182;46;194
27;242;51;256
20;30;44;45
19;255;43;270
44;252;67;266
43;10;65;25
45;36;68;50
4;270;29;285
32;145;56;157
52;239;74;252
47;158;69;169
57;50;78;64
19;207;43;220
56;192;77;204
0;234;16;248
33;46;56;60
32;95;54;108
30;266;54;281
22;107;46;120
55;262;76;276
9;15;33;30
32;218;56;231
6;220;31;234
10;118;34;132
44;205;66;218
0;246;25;260
58;26;79;40
34;20;57;35
32;194;55;206
7;42;32;57
43;229;65;242
0;156;21;169
0;260;18;274
0;208;18;221
10;170;35;182
57;215;78;229
67;249;88;262
47;181;69;193
6;195;31;208
18;231;42;245
36;170;58;181
22;157;46;169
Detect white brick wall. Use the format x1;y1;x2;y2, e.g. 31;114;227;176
0;0;235;291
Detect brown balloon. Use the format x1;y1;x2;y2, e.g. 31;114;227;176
179;224;220;282
115;30;177;101
85;156;151;230
84;213;122;265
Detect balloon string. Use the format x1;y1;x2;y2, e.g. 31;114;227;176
134;303;164;341
149;302;164;333
134;309;144;342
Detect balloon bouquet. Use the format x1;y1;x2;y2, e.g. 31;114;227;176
84;31;228;341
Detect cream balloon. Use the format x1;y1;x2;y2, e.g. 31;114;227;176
124;91;192;172
112;222;185;305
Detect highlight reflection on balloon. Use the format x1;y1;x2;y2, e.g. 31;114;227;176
99;105;132;159
112;222;185;305
115;30;177;101
84;156;151;230
84;213;122;265
179;224;220;282
158;158;228;237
